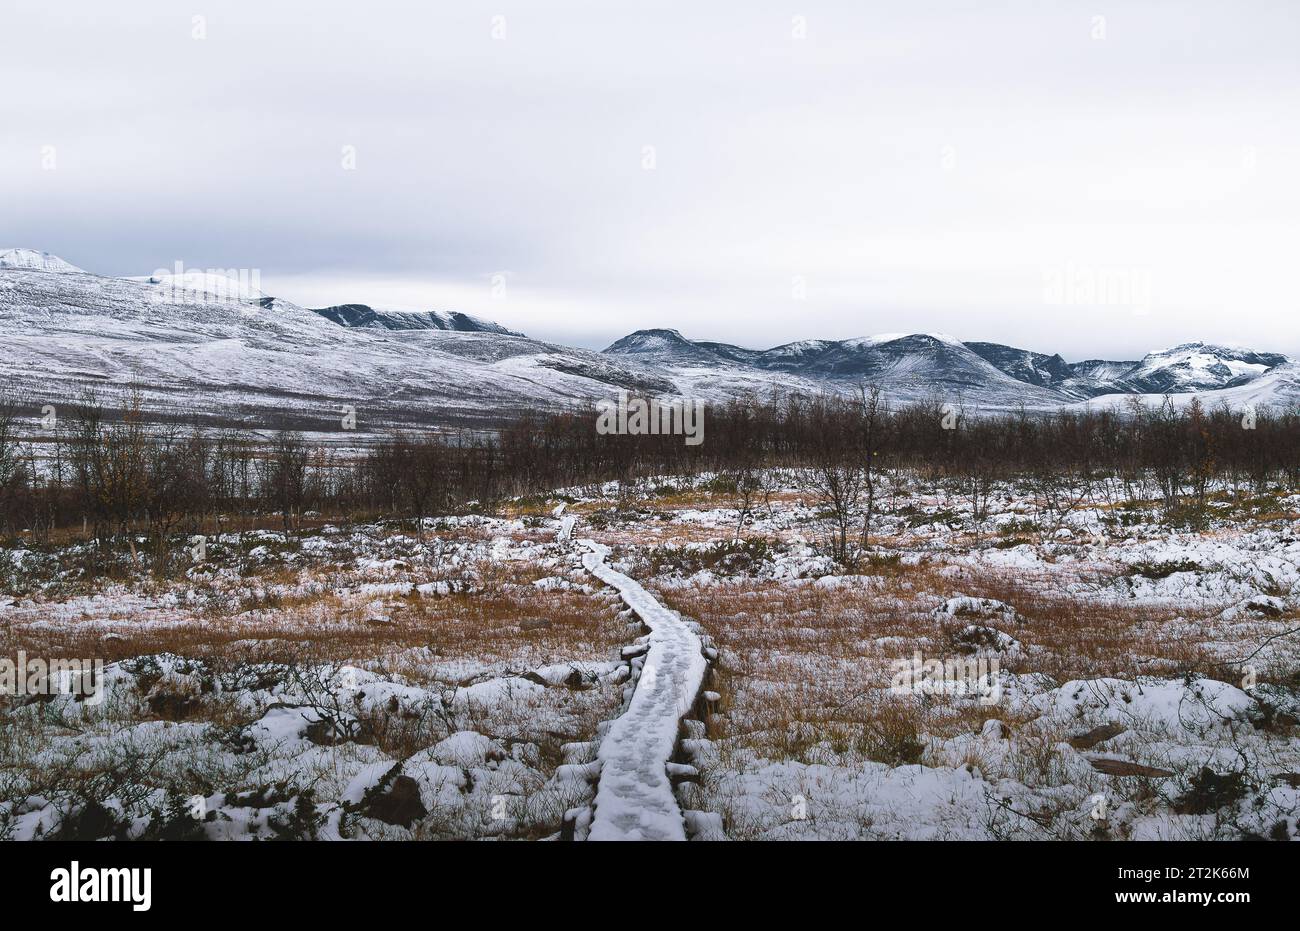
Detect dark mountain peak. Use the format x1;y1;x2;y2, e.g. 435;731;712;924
604;328;691;352
868;332;960;349
966;341;1074;388
310;304;522;336
313;303;382;327
603;328;733;365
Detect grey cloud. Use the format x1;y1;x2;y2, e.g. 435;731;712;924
3;0;1299;360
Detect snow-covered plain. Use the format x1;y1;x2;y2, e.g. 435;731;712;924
2;474;1298;841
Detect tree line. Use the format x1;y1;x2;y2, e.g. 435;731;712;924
2;385;1297;561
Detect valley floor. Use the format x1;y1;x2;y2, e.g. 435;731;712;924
2;473;1298;841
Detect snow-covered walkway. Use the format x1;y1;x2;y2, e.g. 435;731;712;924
581;541;708;841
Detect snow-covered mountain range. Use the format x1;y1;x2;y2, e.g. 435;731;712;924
604;327;1299;410
1;249;1296;430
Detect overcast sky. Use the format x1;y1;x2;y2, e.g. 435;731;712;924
3;1;1298;359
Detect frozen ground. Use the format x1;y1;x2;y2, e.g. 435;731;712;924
1;473;1298;840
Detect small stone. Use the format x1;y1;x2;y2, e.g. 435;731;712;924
1068;722;1126;750
364;775;427;827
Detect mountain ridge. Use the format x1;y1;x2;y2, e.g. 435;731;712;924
3;249;1296;428
604;327;1294;401
309;304;523;336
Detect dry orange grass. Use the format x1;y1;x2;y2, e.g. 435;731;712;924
654;556;1262;765
654;567;1008;762
1;555;627;685
949;572;1225;681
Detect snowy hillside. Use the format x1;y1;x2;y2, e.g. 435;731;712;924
2;250;1296;428
0;248;84;274
1080;361;1300;414
123;270;267;303
0;254;686;429
1120;343;1288;393
969;340;1290;399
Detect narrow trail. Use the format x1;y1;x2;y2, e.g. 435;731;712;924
580;540;709;841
